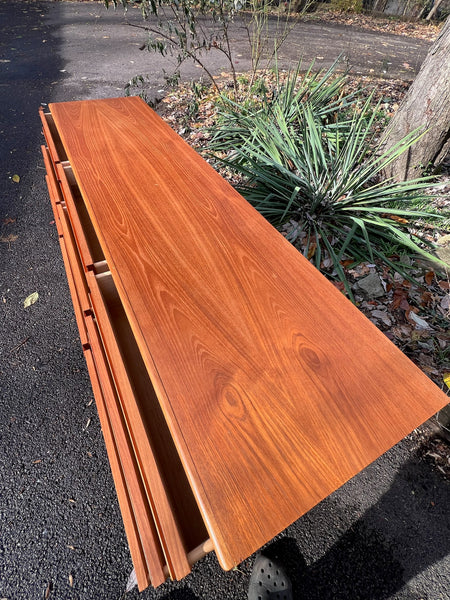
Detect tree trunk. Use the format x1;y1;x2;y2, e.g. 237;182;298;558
383;16;450;181
426;0;444;20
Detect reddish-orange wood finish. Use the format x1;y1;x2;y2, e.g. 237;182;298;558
85;314;167;587
41;147;63;230
86;270;191;581
55;162;99;270
47;96;449;571
58;204;91;314
57;230;89;348
39;107;66;165
83;344;152;591
41;146;89;346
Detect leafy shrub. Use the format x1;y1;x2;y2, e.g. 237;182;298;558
329;0;364;13
105;0;302;99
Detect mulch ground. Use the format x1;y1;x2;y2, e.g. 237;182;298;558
302;8;443;41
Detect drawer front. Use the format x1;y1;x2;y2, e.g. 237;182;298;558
56;202;91;316
56;162;99;270
57;236;89;348
83;346;152;591
39;107;67;164
87;269;195;581
84;314;167;588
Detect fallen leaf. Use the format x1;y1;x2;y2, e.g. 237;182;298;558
420;291;433;307
408;311;431;330
321;257;333;270
425;270;435;285
126;569;138;593
3;217;16;224
332;281;346;292
444;373;450;390
384;214;408;224
371;310;392;326
340;259;354;268
11;174;20;183
441;295;450;311
438;281;450;291
411;330;431;342
23;292;39;308
391;287;409;310
307;241;317;260
44;582;52;599
0;234;18;243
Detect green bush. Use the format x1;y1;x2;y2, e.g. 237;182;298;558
208;64;446;296
211;59;358;151
329;0;364;13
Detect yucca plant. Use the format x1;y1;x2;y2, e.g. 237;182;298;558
211;97;446;297
210;58;360;153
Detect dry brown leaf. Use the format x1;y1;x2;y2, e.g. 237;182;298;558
383;213;408;224
391;287;409;311
0;234;18;243
332;281;346;292
306;241;317;260
420;291;433;307
425;270;435;285
44;582;52;599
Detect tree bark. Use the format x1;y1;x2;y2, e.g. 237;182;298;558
426;0;444;20
383;16;450;181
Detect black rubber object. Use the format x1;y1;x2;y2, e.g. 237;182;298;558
247;554;293;600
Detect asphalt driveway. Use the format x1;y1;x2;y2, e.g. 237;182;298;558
0;1;448;599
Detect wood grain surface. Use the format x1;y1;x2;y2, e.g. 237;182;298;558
49;97;449;571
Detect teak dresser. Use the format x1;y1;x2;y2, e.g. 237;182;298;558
39;96;448;591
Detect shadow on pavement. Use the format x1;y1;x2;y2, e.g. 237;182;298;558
265;446;449;600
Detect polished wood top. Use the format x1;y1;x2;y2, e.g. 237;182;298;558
49;96;448;570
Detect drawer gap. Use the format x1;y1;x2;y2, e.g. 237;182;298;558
40;109;68;162
94;271;209;556
59;163;106;266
